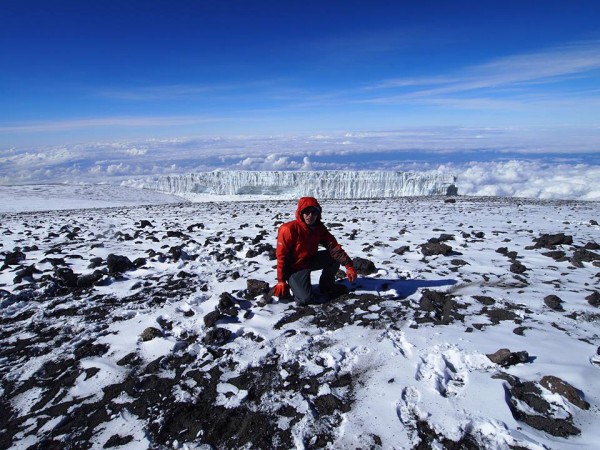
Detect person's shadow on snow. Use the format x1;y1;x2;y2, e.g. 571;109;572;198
345;277;458;299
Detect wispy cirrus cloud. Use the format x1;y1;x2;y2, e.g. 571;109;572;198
97;85;223;101
96;84;242;101
364;39;600;101
0;115;222;133
96;79;285;102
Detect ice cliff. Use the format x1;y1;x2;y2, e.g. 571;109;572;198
132;171;457;199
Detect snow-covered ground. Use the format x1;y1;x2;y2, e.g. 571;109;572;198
0;184;184;213
1;186;599;449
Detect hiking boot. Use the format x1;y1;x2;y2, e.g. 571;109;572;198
320;284;349;299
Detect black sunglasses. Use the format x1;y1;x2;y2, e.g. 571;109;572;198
302;208;319;215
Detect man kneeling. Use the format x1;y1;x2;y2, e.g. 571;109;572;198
273;197;356;305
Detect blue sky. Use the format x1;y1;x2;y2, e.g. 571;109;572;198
1;1;600;200
2;0;600;146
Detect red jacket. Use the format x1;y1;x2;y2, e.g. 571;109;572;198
276;197;352;282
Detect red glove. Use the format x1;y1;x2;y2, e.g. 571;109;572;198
273;281;288;298
345;265;357;283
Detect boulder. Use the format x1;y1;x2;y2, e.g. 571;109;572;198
532;233;573;249
203;310;223;327
77;271;104;288
107;254;135;275
541;250;567;261
584;241;600;250
571;248;600;268
509;261;527;274
140;327;163;342
472;295;496;305
138;220;153;228
54;267;79;288
509;380;580;437
4;250;26;266
585;291;600;307
486;348;529;367
393;246;410;256
352;257;377;275
202;327;232;346
544;295;563;311
540;375;590;410
246;279;270;298
417;290;463;325
420;242;453;257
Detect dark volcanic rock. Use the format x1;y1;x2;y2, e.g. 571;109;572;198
246;243;276;260
246;279;270;298
77;271;104;288
187;222;205;231
532;233;573;249
54;267;79;288
586;291;600;307
13;264;42;283
507;379;581;437
510;261;527;274
74;341;110;360
4;250;26;266
571;248;600;268
420;242;453;257
204;310;223;327
218;292;237;310
541;250;567;261
416;290;464;325
138;220;154;228
140;327;163;342
450;258;469;267
104;434;134;448
88;257;104;269
544;295;564;311
202;327;233;346
540;375;590;410
393;245;410;256
352;257;377;275
106;254;135;275
485;308;519;324
486;348;529;367
472;295;496;305
429;234;455;243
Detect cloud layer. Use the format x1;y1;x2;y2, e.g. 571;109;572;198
1;127;598;201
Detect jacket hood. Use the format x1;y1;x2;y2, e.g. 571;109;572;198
295;197;322;224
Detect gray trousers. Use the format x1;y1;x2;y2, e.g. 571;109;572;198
288;250;340;304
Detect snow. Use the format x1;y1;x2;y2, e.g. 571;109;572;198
1;185;599;449
0;184;184;213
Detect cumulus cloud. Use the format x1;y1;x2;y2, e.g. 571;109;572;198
106;163;132;175
445;160;600;201
125;147;147;156
263;154;296;170
301;156;313;170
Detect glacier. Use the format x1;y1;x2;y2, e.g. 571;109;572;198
128;171;458;199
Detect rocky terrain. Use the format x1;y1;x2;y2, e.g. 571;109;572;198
1;196;599;449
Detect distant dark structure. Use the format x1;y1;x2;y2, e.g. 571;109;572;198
446;177;458;196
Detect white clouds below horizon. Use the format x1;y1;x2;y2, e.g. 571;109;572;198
446;161;600;201
1;129;599;201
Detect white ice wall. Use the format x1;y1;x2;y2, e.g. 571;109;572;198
134;171;458;199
